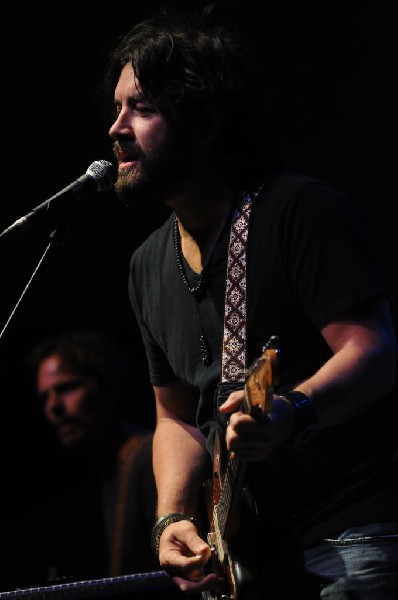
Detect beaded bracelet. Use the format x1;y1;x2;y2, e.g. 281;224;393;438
150;512;203;557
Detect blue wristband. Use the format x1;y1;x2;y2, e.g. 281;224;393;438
284;390;318;445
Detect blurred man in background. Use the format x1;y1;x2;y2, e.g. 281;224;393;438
1;330;185;598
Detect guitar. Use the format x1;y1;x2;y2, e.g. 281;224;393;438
203;337;279;600
0;570;174;599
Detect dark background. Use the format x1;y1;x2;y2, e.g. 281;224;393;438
0;1;397;592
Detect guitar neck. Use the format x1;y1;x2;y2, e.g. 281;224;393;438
212;341;279;540
0;571;173;600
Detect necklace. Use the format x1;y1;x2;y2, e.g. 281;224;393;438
173;186;261;369
173;218;203;299
173;215;229;365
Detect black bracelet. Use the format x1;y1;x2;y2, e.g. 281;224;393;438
150;512;202;557
283;390;318;445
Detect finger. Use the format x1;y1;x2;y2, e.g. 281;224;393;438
230;412;271;430
163;564;202;579
218;390;245;412
172;572;225;593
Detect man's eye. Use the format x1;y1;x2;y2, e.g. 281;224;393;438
56;381;84;394
136;104;156;115
39;381;84;400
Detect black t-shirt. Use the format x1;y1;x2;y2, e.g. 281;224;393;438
128;172;398;552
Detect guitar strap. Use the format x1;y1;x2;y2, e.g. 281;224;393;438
214;190;256;430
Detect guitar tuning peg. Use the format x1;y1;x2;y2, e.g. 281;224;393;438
262;334;281;353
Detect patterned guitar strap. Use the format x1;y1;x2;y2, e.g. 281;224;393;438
214;190;256;430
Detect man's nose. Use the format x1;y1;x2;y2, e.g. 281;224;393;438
109;108;135;139
45;392;64;417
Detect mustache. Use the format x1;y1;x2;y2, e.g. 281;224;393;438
113;141;144;162
52;416;80;428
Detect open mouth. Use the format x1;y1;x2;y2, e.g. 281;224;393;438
119;158;139;169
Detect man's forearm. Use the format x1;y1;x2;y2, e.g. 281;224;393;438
153;417;210;517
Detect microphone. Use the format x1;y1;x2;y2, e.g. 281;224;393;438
0;159;118;239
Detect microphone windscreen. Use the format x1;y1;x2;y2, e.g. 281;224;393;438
86;160;118;192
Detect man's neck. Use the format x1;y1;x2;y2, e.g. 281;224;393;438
175;185;237;273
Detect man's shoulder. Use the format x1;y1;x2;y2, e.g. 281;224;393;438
256;170;348;213
260;170;338;197
119;429;153;463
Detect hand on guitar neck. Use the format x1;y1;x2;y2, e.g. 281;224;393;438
220;336;280;461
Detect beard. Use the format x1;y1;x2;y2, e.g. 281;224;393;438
113;130;195;208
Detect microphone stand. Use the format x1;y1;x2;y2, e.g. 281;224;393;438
0;223;65;342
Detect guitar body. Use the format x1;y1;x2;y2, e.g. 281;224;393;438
202;431;259;600
203;338;279;600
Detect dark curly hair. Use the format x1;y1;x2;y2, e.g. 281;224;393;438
26;330;132;406
102;2;280;191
